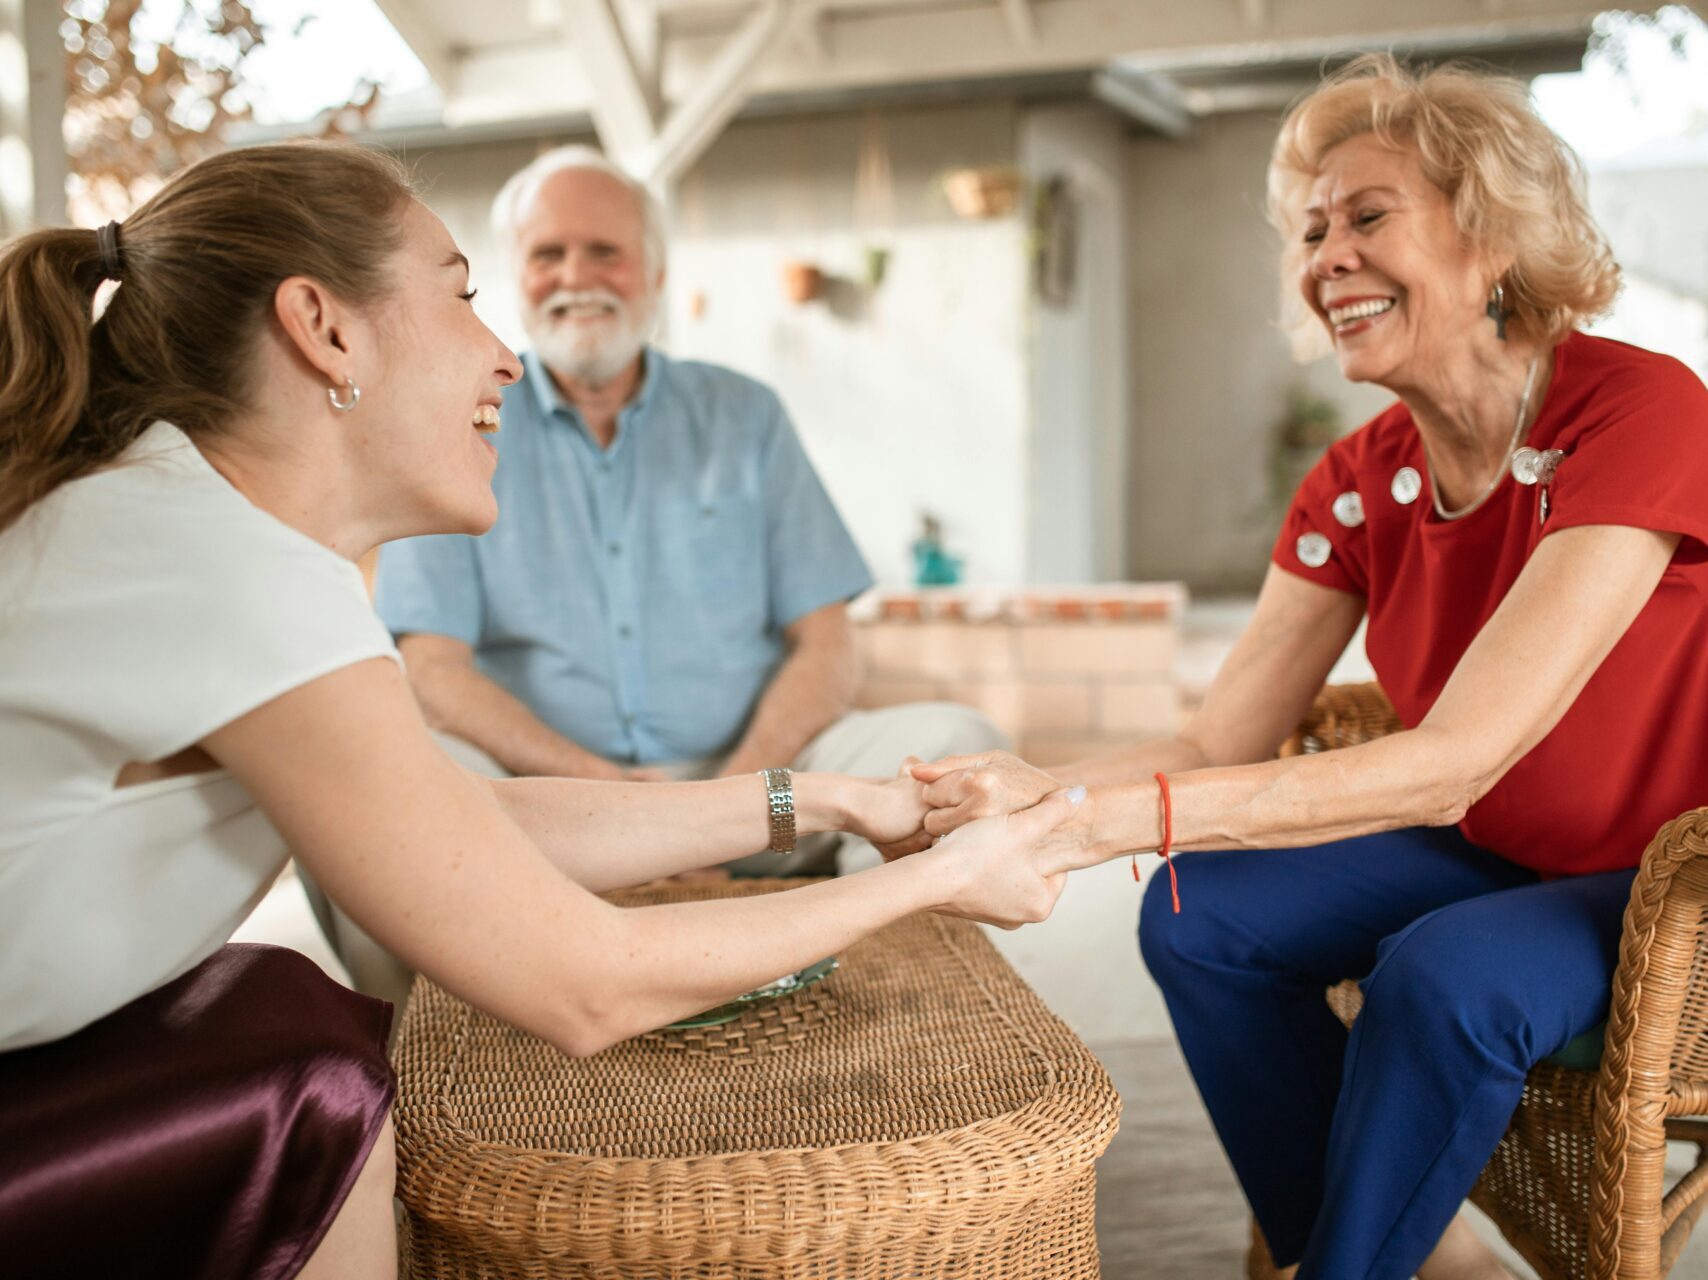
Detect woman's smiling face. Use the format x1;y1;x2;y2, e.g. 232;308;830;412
356;201;522;537
1297;133;1494;390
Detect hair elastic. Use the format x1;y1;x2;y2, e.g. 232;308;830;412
96;221;124;281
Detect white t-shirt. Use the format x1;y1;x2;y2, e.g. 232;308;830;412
0;422;398;1051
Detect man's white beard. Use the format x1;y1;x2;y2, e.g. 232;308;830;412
527;286;657;388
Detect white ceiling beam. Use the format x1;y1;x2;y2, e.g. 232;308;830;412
369;0;460;92
561;0;661;166
794;1;830;64
999;0;1037;48
637;0;791;186
619;0;665;118
441;0;1635;128
664;0;1620;94
1091;68;1192;139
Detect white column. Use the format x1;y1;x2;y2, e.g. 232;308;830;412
1020;103;1133;583
0;0;66;235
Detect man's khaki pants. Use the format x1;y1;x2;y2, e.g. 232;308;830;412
300;702;1007;1009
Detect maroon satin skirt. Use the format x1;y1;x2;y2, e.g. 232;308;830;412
0;943;394;1279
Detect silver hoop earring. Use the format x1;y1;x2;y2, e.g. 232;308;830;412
328;377;361;413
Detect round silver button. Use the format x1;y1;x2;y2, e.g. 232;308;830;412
1296;532;1332;568
1332;491;1365;528
1391;466;1422;505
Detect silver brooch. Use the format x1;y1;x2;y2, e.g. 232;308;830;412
1511;447;1564;486
1391;467;1422;505
1332;491;1365;528
1296;532;1332;568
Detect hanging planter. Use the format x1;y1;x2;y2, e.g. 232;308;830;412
942;165;1023;219
781;260;825;305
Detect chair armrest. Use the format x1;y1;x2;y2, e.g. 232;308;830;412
1591;808;1708;1267
1279;682;1405;757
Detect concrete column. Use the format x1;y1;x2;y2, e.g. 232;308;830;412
0;0;67;235
1020;103;1133;583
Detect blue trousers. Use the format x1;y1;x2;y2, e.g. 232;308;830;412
1139;826;1635;1280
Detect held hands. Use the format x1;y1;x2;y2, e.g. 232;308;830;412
910;752;1062;837
837;760;1089;928
928;787;1086;929
843;770;936;858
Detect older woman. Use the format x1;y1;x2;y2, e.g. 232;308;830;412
910;55;1708;1280
0;142;1077;1279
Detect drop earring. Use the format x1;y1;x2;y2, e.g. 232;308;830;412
1486;280;1510;341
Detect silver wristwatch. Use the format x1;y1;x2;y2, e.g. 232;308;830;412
759;767;797;854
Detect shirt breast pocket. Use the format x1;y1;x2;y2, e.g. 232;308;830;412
659;496;769;617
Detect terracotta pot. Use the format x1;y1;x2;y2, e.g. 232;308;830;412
781;261;824;305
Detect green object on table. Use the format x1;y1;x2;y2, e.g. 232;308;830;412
664;956;840;1030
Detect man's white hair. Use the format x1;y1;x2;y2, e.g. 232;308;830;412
490;145;667;274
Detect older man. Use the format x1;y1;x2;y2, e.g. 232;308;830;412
376;146;1003;878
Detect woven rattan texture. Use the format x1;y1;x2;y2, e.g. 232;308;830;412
635;983;839;1059
393;879;1121;1279
1246;685;1708;1280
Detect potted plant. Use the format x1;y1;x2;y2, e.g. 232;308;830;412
781;260;825;305
1268;384;1343;517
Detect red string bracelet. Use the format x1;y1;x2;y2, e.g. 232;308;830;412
1134;771;1181;914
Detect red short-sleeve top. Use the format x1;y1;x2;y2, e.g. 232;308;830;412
1273;333;1708;876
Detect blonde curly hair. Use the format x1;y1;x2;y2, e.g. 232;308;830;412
1267;54;1621;359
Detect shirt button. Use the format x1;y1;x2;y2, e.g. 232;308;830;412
1332;491;1365;527
1296;532;1333;568
609;542;622;556
1391;467;1422;505
624;715;637;728
618;624;633;638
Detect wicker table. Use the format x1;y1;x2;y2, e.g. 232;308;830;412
392;879;1122;1279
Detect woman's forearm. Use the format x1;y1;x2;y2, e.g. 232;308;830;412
491;770;867;891
556;850;958;1053
1077;727;1472;868
1051;734;1215;789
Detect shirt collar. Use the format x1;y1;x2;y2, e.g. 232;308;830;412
522;346;668;450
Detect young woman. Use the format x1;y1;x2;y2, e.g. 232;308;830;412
0;141;1080;1279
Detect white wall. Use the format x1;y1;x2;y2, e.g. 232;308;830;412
663;104;1031;587
1125;110;1394;592
1584;157;1708;380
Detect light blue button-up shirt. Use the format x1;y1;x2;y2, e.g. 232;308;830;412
375;348;872;764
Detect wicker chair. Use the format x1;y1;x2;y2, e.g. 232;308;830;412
1242;683;1708;1280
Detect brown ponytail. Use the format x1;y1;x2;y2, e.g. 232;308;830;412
0;140;417;534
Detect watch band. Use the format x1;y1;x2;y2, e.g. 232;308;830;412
759;767;797;854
